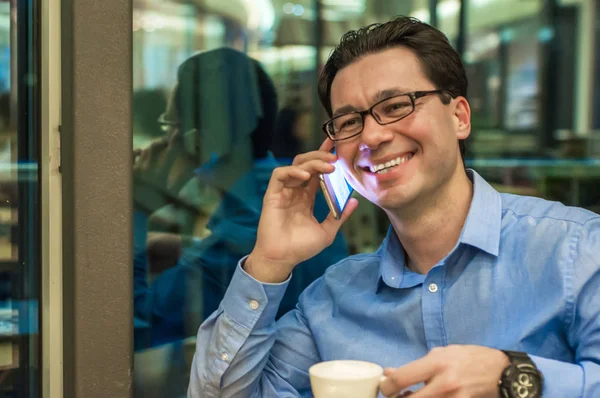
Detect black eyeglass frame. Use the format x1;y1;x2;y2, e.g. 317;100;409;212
322;89;450;141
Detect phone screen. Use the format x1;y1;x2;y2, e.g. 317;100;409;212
320;154;353;219
326;160;353;210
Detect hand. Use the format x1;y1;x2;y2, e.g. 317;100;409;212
245;139;359;283
133;130;196;214
380;345;510;398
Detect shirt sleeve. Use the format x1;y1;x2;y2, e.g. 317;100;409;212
133;210;151;323
188;256;321;398
531;217;600;398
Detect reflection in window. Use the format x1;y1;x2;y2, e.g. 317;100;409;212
465;30;502;129
504;23;540;131
131;3;352;395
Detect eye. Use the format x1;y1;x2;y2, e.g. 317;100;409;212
340;118;359;128
384;101;410;113
334;114;362;132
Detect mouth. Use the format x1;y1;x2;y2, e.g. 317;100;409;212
361;152;415;175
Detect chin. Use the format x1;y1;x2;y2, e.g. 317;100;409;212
367;189;411;211
376;196;413;212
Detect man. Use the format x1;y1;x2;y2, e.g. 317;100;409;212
189;17;600;397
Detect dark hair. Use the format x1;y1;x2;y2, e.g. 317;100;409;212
270;106;302;159
318;16;468;159
251;60;278;159
163;50;278;160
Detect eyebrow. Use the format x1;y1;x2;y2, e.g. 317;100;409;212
331;87;411;117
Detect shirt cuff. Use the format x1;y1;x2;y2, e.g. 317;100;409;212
531;354;584;398
221;256;291;330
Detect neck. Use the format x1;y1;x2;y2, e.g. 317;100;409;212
387;166;473;275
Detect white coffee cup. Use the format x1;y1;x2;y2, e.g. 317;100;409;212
309;360;386;398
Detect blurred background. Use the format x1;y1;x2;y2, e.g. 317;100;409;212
128;0;600;397
0;0;41;396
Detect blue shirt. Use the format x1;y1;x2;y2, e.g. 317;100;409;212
189;170;600;398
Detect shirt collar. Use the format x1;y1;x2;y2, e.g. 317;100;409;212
460;169;502;257
377;227;426;290
378;169;502;289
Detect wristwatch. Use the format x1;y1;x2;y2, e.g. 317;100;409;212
499;350;543;398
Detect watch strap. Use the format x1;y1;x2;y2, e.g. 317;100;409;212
502;350;536;366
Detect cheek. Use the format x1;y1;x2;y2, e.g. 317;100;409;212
334;154;361;187
338;158;355;180
333;145;354;167
413;116;453;157
411;116;436;142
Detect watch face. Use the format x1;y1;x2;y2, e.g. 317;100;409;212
505;364;542;398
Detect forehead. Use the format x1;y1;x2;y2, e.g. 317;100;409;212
330;47;431;109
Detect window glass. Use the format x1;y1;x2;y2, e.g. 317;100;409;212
131;0;599;396
0;0;41;396
132;1;350;396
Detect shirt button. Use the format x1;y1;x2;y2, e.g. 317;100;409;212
249;300;259;310
428;283;438;293
221;352;229;361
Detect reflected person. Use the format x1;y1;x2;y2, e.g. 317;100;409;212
133;48;348;350
190;17;600;398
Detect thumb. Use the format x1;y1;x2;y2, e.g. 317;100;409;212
321;197;359;238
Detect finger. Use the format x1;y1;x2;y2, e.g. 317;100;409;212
268;166;312;193
278;160;335;202
304;173;327;208
380;358;437;397
403;376;450;398
293;159;336;200
292;149;337;166
318;137;334;151
291;138;335;166
320;197;359;237
297;159;336;176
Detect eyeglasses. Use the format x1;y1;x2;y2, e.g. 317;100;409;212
322;90;447;141
157;113;180;132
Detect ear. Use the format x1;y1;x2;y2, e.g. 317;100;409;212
452;96;471;140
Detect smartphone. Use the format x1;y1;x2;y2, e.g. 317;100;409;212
319;156;354;220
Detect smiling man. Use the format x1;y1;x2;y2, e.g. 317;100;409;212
189;17;600;398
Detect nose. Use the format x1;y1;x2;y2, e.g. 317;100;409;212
358;113;394;151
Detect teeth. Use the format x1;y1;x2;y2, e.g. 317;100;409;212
369;153;413;173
